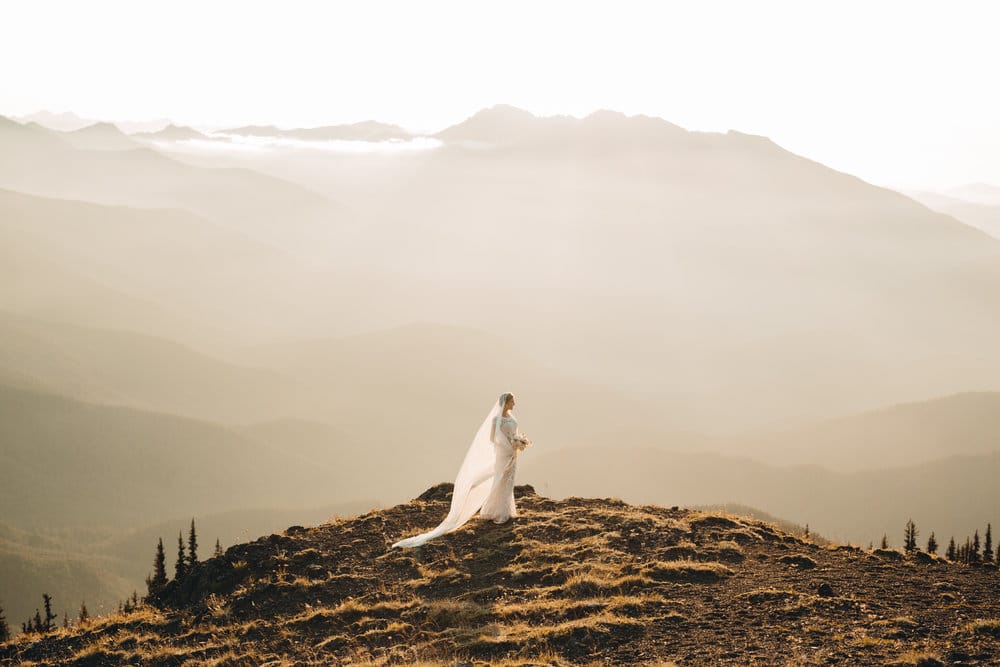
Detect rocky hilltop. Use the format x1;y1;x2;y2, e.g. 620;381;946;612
3;485;999;666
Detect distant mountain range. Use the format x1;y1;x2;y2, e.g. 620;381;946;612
14;109;171;134
433;104;695;150
944;182;1000;206
0;116;348;267
131;123;223;142
3;106;1000;431
526;444;1000;548
907;189;1000;240
216;120;413;142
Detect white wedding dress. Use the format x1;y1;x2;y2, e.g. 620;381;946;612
391;394;524;548
479;414;519;523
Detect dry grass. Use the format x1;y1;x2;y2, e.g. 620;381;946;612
961;618;1000;637
642;559;733;582
558;571;654;597
423;599;491;628
6;491;1000;666
740;587;800;604
852;634;897;648
885;649;945;666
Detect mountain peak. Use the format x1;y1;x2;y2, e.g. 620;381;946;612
435;104;697;149
4;487;994;664
131;123;208;141
70;121;127;136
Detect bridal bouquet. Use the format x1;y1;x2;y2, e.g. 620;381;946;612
510;431;532;453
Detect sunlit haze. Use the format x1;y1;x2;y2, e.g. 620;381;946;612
3;0;999;189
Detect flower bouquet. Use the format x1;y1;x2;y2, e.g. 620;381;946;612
510;431;532;453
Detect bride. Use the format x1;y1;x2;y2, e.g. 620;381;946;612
391;391;532;548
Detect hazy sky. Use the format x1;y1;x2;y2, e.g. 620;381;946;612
2;0;998;189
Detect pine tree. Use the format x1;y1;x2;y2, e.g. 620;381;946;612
926;532;938;554
214;538;223;558
175;531;187;579
880;534;889;549
973;530;982;563
946;537;957;560
42;594;56;632
904;519;918;553
62;612;68;629
145;537;168;595
0;600;10;642
32;609;43;633
985;524;994;563
78;601;89;625
188;518;199;567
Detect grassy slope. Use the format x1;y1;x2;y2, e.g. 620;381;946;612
3;485;998;665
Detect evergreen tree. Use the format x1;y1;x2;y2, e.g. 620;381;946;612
946;536;956;560
78;601;89;625
926;532;938;554
904;519;918;553
146;537;168;595
32;609;43;633
973;530;982;563
42;594;56;632
214;538;223;558
880;534;889;549
963;536;973;563
985;524;994;563
175;531;187;579
62;612;68;629
0;600;10;642
188;518;199;567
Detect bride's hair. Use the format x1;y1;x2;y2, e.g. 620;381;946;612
500;392;514;407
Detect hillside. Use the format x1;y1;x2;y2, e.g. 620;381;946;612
0;503;379;644
524;446;1000;547
3;486;998;665
0;383;364;529
58;122;139;151
732;391;1000;471
908;190;1000;240
0;310;304;424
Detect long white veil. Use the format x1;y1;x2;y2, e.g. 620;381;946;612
391;393;509;548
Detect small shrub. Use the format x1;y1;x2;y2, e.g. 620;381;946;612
740;588;799;604
778;554;817;569
962;618;1000;638
643;560;732;582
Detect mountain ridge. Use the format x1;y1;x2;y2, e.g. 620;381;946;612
3;485;998;665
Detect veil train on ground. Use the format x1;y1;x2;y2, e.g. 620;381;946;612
390;395;506;548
